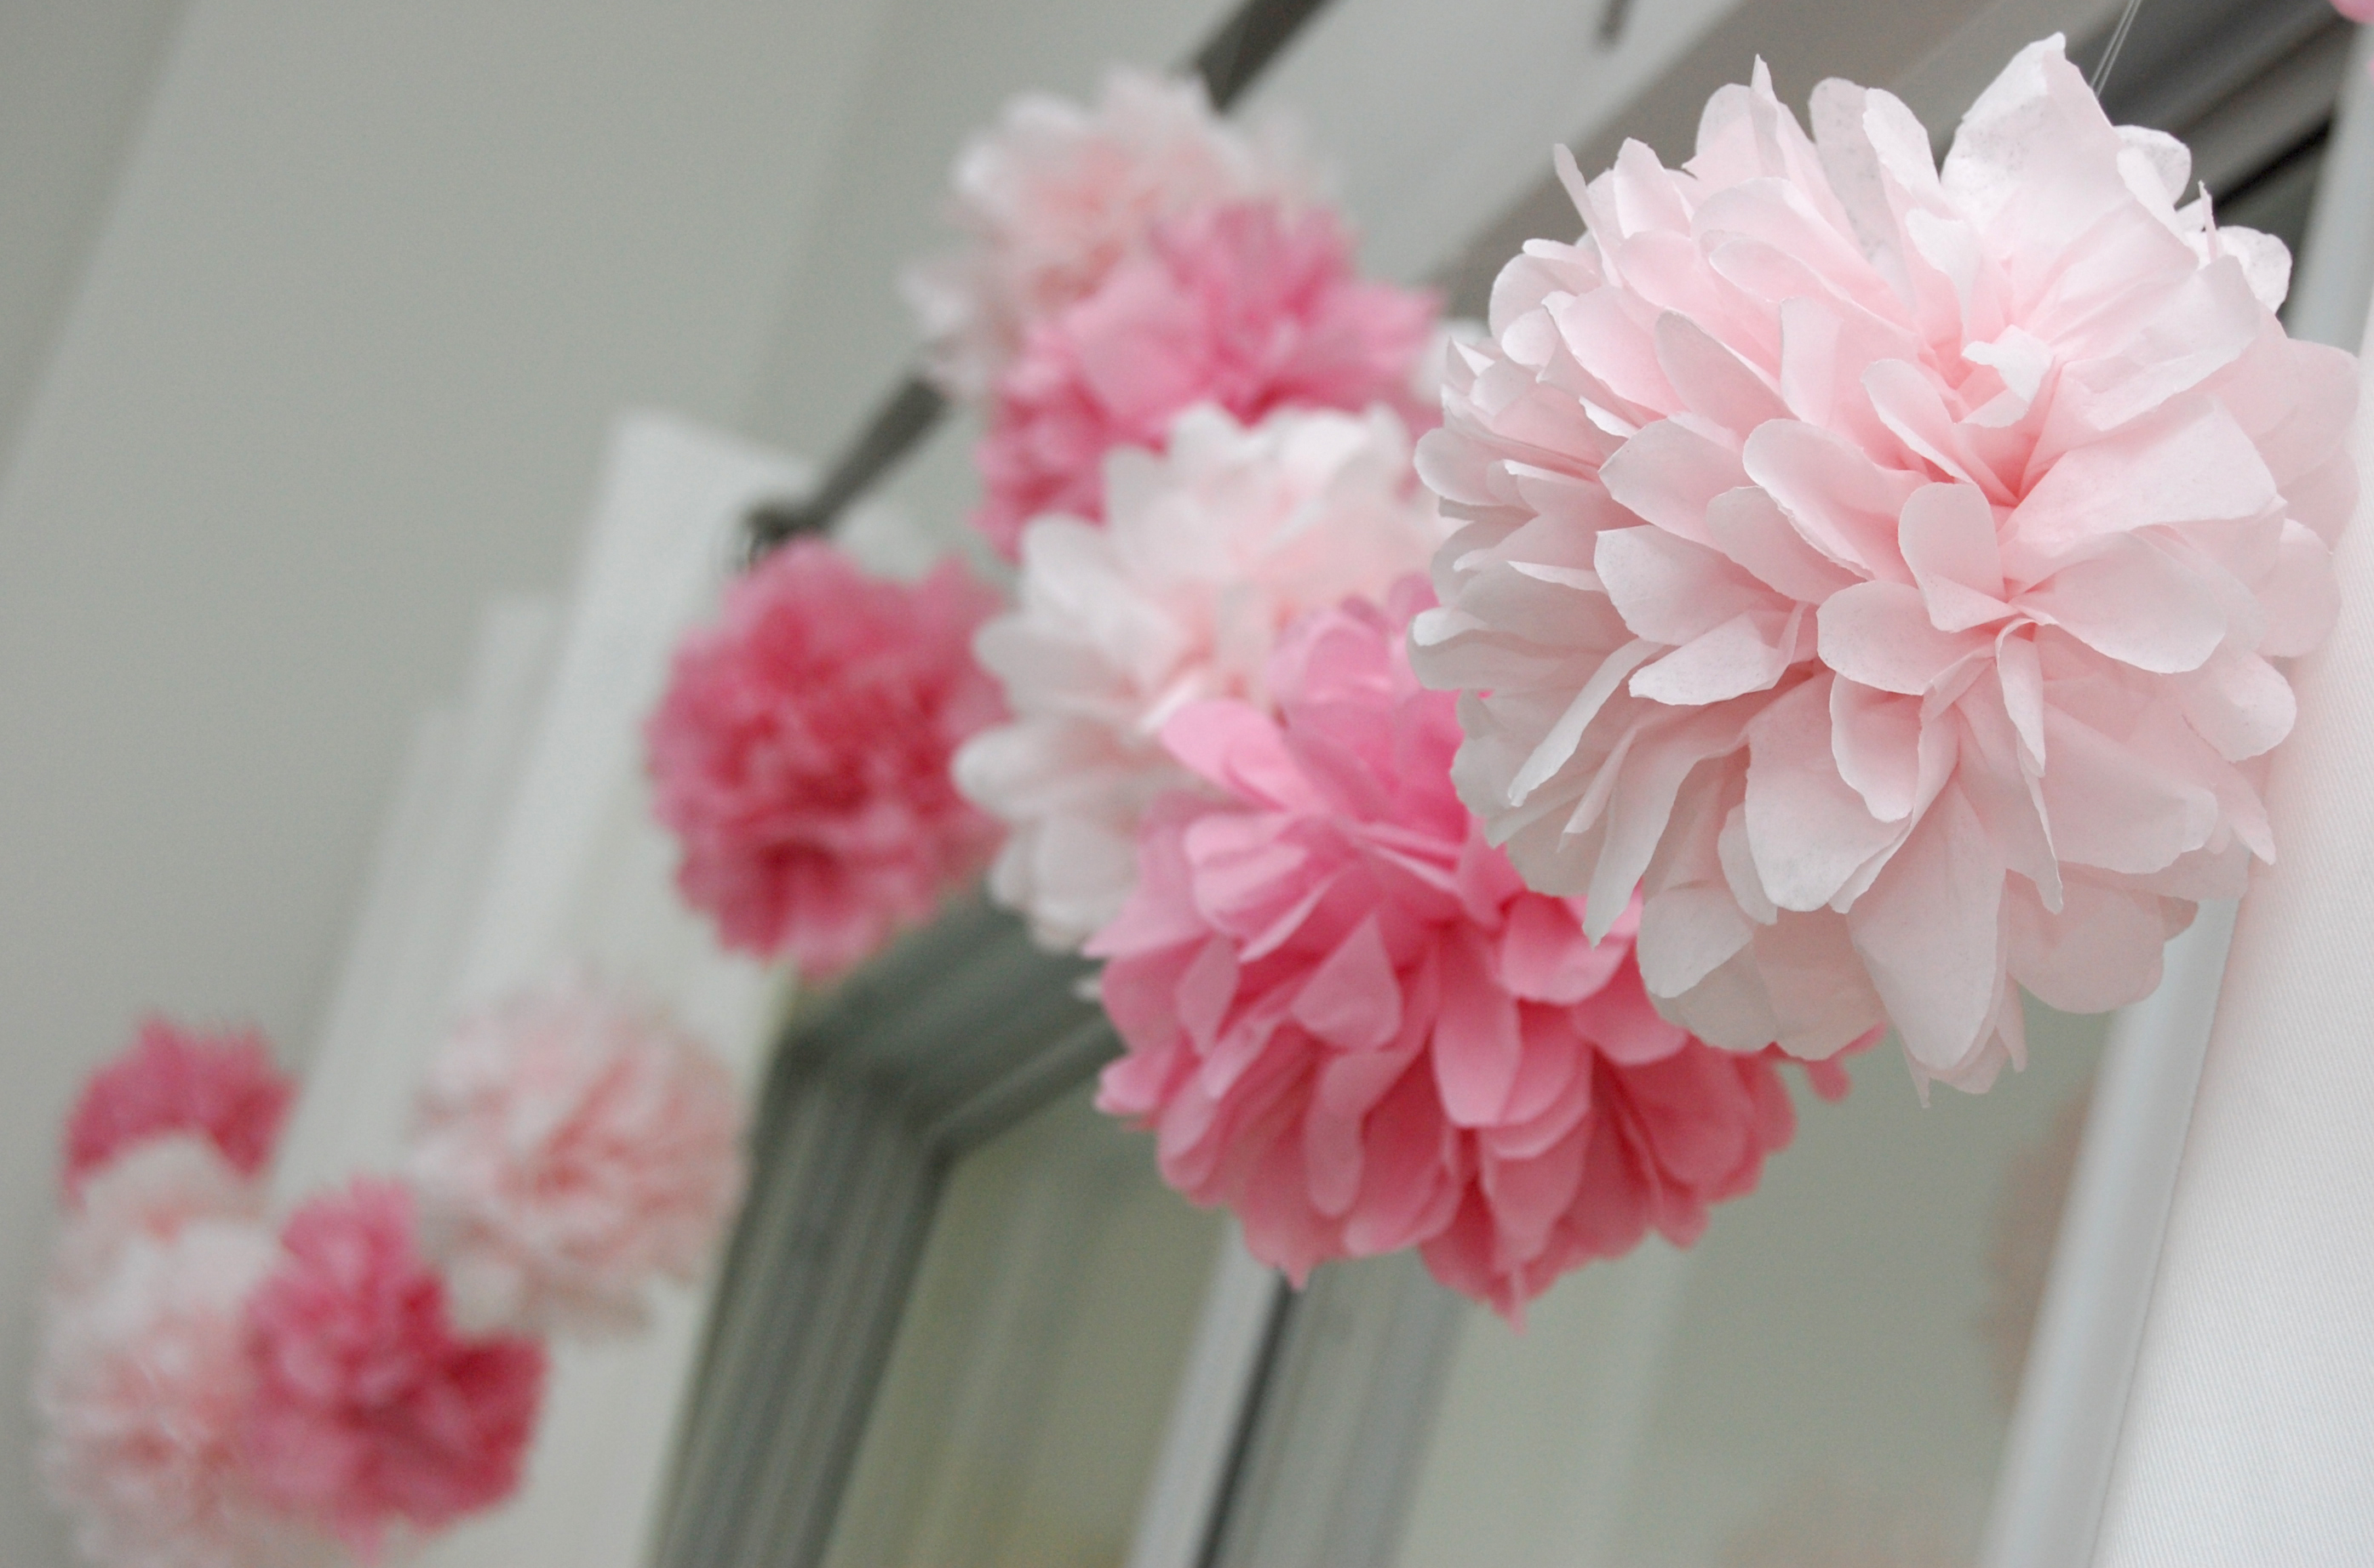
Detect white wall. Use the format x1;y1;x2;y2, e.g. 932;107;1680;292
0;1;188;471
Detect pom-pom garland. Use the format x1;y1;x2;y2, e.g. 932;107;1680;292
646;541;1006;979
37;999;748;1565
970;202;1441;558
957;403;1448;950
905;66;1320;401
404;976;746;1336
62;1020;295;1202
1091;584;1858;1317
47;39;2346;1559
1410;37;2356;1089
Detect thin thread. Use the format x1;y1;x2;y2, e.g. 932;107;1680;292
2090;0;2149;95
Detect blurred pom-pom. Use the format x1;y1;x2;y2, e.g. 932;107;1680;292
240;1180;545;1556
907;66;1320;399
405;976;745;1336
50;1136;266;1304
970;202;1439;557
647;541;1007;978
63;1020;295;1201
37;1219;333;1568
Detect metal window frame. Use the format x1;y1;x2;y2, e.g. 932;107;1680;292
653;897;1115;1566
651;882;1470;1568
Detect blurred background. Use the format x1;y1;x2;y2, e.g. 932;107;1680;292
0;1;2360;1564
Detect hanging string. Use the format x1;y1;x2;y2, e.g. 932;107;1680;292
2090;0;2149;95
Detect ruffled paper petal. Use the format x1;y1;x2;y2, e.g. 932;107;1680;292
961;404;1446;951
1094;588;1827;1318
1409;33;2352;1084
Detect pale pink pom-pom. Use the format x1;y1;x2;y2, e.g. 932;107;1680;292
404;976;745;1336
907;67;1321;400
37;1220;335;1568
647;541;1007;977
241;1180;546;1555
1089;582;1850;1318
956;403;1448;950
63;1019;295;1199
51;1136;266;1304
2333;0;2374;23
970;202;1440;557
1411;39;2357;1090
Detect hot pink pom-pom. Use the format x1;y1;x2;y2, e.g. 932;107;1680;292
970;202;1440;557
404;976;746;1336
37;1219;335;1568
63;1020;295;1200
647;542;1007;977
240;1180;545;1555
1411;40;2357;1090
1089;582;1846;1318
906;68;1319;400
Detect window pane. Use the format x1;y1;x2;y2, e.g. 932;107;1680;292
822;1084;1226;1568
1391;1002;2108;1568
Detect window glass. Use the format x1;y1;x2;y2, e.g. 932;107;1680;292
1391;1004;2108;1567
821;1084;1226;1568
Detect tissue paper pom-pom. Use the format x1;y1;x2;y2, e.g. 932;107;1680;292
956;404;1447;949
647;541;1006;977
37;1221;334;1568
971;202;1441;557
51;1136;265;1303
241;1180;545;1554
1411;38;2357;1090
63;1020;295;1199
404;976;745;1336
1090;584;1836;1317
907;68;1319;400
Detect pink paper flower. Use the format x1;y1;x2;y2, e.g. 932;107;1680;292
1090;583;1846;1317
970;201;1441;557
647;541;1007;977
63;1020;296;1200
241;1180;546;1555
957;403;1448;949
908;67;1320;399
51;1135;266;1304
404;976;745;1336
37;1219;335;1568
1411;38;2356;1090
